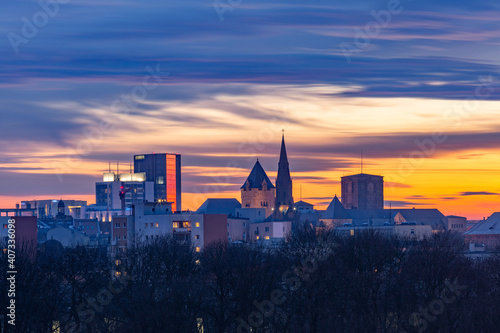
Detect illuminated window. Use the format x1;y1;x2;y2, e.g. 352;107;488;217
197;318;204;333
115;260;121;266
265;236;270;240
350;230;354;236
115;271;121;277
155;223;159;228
256;236;260;240
156;176;164;185
195;259;201;265
173;222;179;228
195;247;201;252
195;222;200;228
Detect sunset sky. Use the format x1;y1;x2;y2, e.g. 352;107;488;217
1;0;500;219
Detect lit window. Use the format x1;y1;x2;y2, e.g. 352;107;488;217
265;236;270;240
256;236;260;240
173;222;179;228
195;247;201;252
195;222;200;228
155;223;159;228
115;260;121;266
115;271;121;277
195;259;201;265
350;230;354;236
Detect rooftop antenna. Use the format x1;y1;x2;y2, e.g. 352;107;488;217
282;128;285;137
300;184;303;201
361;149;364;174
117;161;119;174
130;162;132;174
108;162;111;173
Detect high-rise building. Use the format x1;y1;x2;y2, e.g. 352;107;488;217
275;133;293;213
134;153;181;211
241;160;276;217
341;173;384;209
95;171;154;215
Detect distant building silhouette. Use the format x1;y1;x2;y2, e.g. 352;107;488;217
341;173;383;209
241;160;275;217
275;133;294;215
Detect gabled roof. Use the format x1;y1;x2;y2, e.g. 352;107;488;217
196;198;241;215
241;160;275;189
465;212;500;235
396;208;445;220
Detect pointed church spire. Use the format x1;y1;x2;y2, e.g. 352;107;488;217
275;131;293;215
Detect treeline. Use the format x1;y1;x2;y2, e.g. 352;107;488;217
1;228;500;333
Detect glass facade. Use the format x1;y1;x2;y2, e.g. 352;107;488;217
134;153;181;211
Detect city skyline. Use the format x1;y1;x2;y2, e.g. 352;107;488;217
2;0;500;219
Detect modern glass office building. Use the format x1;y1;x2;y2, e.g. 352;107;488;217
134;153;181;211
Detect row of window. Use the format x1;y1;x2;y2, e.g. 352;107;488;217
114;235;127;240
77;225;94;230
145;223;159;228
115;223;127;228
451;224;464;229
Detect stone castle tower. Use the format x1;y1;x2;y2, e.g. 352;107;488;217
241;160;276;217
275;133;293;216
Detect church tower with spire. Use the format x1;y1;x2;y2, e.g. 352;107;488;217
275;132;294;216
241;160;276;217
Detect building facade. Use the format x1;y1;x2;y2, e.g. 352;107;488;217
95;171;154;215
134;153;182;211
241;160;276;217
341;173;384;210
